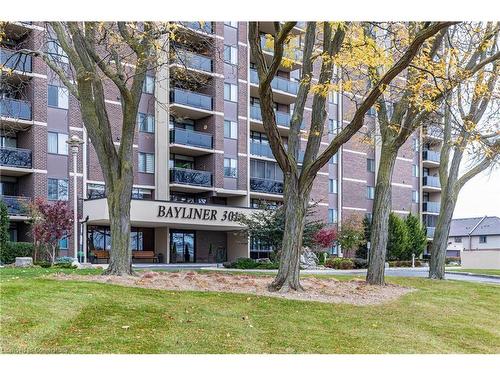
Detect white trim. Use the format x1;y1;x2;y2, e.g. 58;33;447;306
113;142;139;149
69;172;84;177
238;116;247;120
343;148;367;156
342;206;367;212
393;209;410;214
133;184;156;190
33;169;48;174
238;41;247;47
396;156;413;163
343;177;367;183
317;172;329;176
312;202;329;207
238;153;247;157
238;79;248;84
214;150;224;154
69;126;83;132
34;121;48;126
391;182;413;189
105;99;121;106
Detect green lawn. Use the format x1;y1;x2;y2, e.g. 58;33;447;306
451;269;500;276
0;267;499;354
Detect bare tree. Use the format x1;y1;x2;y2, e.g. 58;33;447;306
366;22;500;285
249;21;454;291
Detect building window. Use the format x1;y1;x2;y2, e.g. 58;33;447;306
47;39;69;64
48;178;68;201
224;158;237;178
48;132;68;155
328;91;338;105
132;188;153;200
412;164;419;177
224;21;238;28
224;45;238;65
328;119;339;134
365;212;373;222
87;183;105;199
367;106;376;116
328;179;337;194
367;186;375;200
138;152;155;174
224;120;237;139
413;137;420;152
137;113;155;133
59;235;68;250
224;83;238;102
479;235;487;244
48;85;69;109
328;209;338;224
329;153;338;164
367;158;375;173
412;190;419;203
143;75;154;94
454;237;462;243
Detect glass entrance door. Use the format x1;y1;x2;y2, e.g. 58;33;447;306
170;231;195;263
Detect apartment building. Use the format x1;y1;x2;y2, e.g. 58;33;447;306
0;21;442;263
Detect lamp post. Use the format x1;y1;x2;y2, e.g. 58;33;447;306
66;135;85;263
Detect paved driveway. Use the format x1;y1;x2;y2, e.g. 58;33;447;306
132;264;500;285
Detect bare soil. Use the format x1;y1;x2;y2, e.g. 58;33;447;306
51;271;413;305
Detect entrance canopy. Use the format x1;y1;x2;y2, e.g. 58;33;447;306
83;198;254;231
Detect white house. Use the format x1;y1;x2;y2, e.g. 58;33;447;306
447;216;500;269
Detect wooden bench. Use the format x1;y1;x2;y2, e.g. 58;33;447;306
93;250;110;263
132;250;158;263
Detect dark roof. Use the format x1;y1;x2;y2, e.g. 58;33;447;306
449;216;500;236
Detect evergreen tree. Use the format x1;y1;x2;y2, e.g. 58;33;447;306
356;216;372;258
405;212;427;260
386;213;409;261
0;201;10;250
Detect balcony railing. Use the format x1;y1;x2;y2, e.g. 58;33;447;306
423;175;440;188
173;50;213;72
170;128;213;149
423;201;440;213
250;69;299;95
170;167;212;187
423;150;440;163
170;88;213;111
250;105;297;128
0;48;32;73
0;98;32;120
427;227;436;238
224;167;237;178
250;142;275;159
250;177;284;195
0;146;32;168
423;126;443;139
260;35;303;62
179;22;213;34
0;195;30;216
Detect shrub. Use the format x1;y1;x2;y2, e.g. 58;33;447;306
387;213;409;261
0;242;34;264
55;256;75;264
388;260;422;267
34;260;52;268
353;258;368;269
224;257;258;269
445;257;461;265
255;262;279;270
325;257;355;270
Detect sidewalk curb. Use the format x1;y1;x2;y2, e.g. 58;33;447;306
445;271;500;280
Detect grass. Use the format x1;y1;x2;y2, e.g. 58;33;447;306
451;269;500;277
0;267;499;354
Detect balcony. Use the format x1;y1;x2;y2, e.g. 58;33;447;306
178;22;214;34
426;226;435;239
423;201;440;214
0;146;33;175
423;175;441;191
0;195;30;218
250;142;275;159
250;177;284;195
258;35;303;71
170;88;213;119
1;48;32;73
169;128;214;156
0;98;32;122
423;150;440;167
171;50;213;73
423;125;443;141
250;69;298;103
170;167;213;192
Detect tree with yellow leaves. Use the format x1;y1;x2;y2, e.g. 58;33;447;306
249;21;454;291
366;22;500;285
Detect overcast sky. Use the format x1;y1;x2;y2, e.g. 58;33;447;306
453;168;500;219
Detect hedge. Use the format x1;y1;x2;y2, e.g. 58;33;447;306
0;242;34;264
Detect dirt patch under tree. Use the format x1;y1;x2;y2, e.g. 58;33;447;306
51;271;413;305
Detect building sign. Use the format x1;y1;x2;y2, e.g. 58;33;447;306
157;205;242;223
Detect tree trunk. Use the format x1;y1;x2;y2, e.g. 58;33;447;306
269;179;308;292
366;144;398;285
103;184;133;275
429;192;457;279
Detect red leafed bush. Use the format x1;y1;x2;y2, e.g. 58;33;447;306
313;227;338;249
